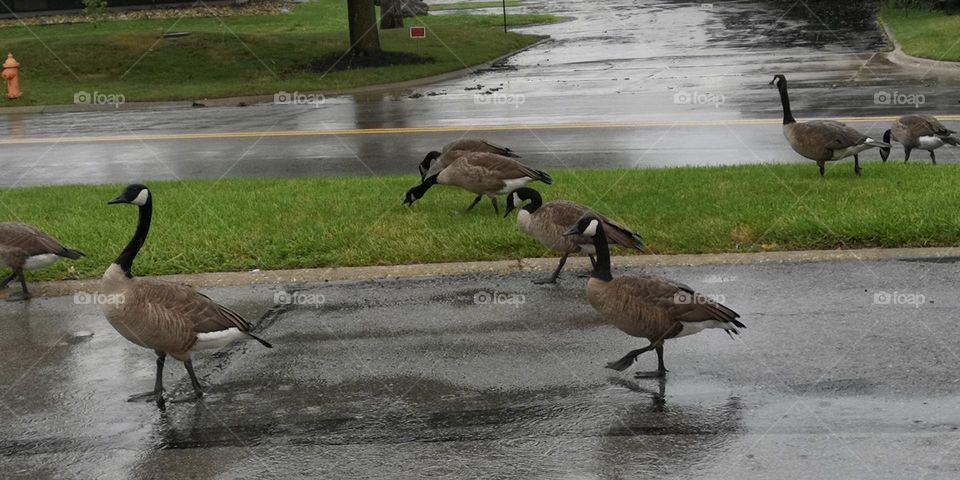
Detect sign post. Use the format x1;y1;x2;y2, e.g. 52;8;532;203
502;0;507;32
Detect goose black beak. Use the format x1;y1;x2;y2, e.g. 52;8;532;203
562;225;580;236
503;206;513;218
107;197;127;205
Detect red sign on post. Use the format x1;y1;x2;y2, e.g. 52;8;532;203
410;26;427;39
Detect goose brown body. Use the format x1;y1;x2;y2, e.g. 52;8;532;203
519;200;641;254
564;215;743;374
437;152;550;196
101;264;261;362
0;222;84;300
586;276;740;340
882;115;958;163
771;74;887;176
100;184;271;409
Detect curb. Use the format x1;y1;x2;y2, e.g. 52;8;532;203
0;37;550;115
879;20;960;75
15;246;960;299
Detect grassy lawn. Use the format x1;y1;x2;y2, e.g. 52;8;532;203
3;162;960;281
433;1;523;11
0;1;558;106
880;5;960;61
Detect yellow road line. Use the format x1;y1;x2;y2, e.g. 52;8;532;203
3;116;958;145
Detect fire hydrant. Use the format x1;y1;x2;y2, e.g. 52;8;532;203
2;53;22;100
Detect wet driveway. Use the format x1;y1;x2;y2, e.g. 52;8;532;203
2;258;959;478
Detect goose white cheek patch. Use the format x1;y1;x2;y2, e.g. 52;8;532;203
513;193;521;206
583;219;599;236
131;189;150;206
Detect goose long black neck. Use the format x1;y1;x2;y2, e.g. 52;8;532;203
521;190;543;214
413;174;439;196
777;81;796;125
591;224;613;282
116;198;152;278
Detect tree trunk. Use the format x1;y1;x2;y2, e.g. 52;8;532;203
380;0;404;29
347;0;381;56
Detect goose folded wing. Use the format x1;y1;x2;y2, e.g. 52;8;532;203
467;153;545;180
903;116;948;137
136;279;252;333
0;223;70;256
803;121;868;149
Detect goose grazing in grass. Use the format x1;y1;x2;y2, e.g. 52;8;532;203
0;222;84;301
503;187;644;284
880;114;958;164
563;214;743;377
770;74;889;176
404;152;552;215
419;138;521;181
101;184;272;410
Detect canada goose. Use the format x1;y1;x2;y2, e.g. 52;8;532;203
419;138;521;181
0;222;84;301
101;184;272;410
770;74;889;176
880;115;958;164
563;215;743;377
503;187;644;284
404;152;552;215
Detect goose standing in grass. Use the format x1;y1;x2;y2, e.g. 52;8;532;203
563;215;743;377
100;184;272;410
0;222;84;301
404;152;552;215
419;138;521;181
770;74;889;176
503;187;644;284
880;114;958;164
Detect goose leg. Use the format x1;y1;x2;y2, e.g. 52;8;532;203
606;344;655;371
184;360;204;400
534;253;567;284
0;272;14;289
128;351;166;410
489;196;500;215
854;155;862;176
930;150;937;165
462;195;483;213
5;270;31;301
817;161;825;177
904;147;912;163
636;346;669;378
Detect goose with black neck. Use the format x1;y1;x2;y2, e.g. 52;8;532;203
100;184;273;410
563;215;744;377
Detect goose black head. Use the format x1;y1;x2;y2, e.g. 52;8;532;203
419;151;442;180
503;187;542;218
108;184;151;206
880;130;893;161
563;215;602;237
769;74;787;88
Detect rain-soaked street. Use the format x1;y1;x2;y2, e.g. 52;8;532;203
1;0;958;187
2;258;959;479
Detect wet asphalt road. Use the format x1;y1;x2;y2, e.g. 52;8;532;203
1;258;959;478
2;0;960;188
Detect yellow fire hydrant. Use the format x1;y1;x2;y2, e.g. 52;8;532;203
2;53;22;100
